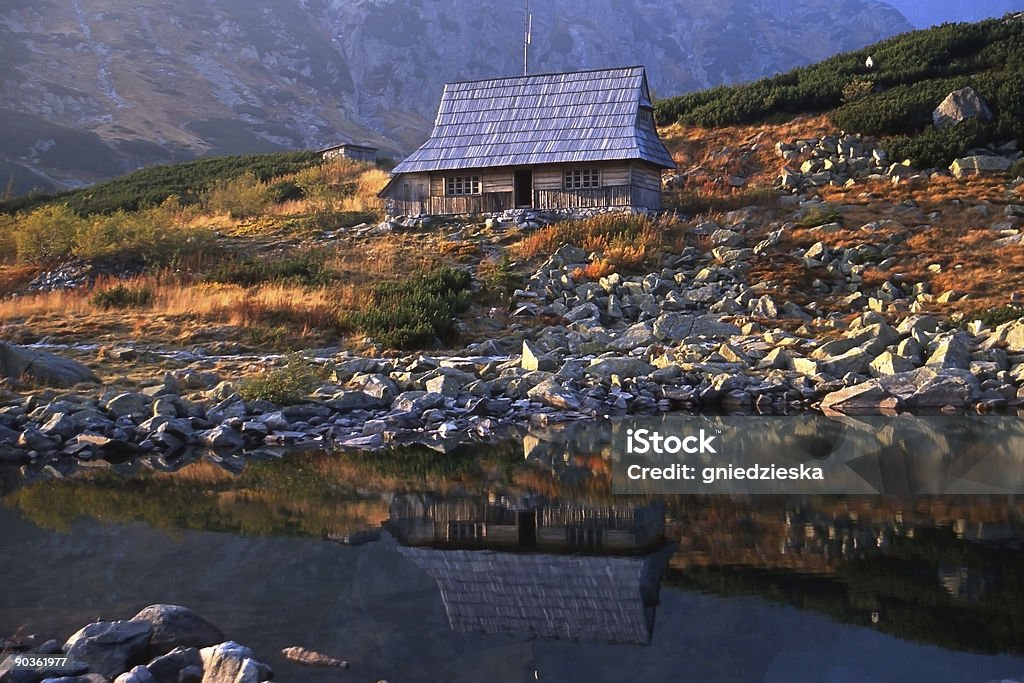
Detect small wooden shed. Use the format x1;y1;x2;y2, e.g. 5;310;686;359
320;142;378;163
379;66;675;216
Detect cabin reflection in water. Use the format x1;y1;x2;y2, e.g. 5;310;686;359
386;494;665;552
387;495;672;644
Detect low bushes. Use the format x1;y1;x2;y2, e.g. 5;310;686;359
207;251;333;288
239;353;328;404
344;267;473;349
90;283;154;309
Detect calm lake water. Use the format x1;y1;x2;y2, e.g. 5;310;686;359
2;425;1024;682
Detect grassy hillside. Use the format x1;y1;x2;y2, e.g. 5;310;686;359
0;151;323;216
655;15;1024;167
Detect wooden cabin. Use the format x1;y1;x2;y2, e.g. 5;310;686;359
320;142;378;163
379;66;675;216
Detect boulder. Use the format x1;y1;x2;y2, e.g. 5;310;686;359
527;379;581;412
932;87;993;128
881;367;980;408
950;155;1012;179
820;381;895;414
585;357;655;381
131;605;224;658
63;620;153;680
199;641;272;683
0;342;98;387
104;392;152;419
521;340;557;372
200;425;243;450
146;646;204;683
651;313;739;343
114;666;157;683
391;391;445;414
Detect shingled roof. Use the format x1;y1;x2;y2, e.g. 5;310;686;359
398;546;670;644
391;66;675;174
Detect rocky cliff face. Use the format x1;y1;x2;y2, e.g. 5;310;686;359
0;0;911;193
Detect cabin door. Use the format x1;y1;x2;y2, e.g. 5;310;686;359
514;169;533;207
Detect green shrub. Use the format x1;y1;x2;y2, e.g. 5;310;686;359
207;251;333;288
972;305;1024;327
73;200;217;267
13;204;82;263
883;119;990;168
203;172;270;219
239;353;327;405
795;208;844;229
267;180;305;204
90;283;154;309
345;267;473;349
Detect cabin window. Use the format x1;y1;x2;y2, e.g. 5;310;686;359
446;176;481;195
564;168;600;190
637;109;653;127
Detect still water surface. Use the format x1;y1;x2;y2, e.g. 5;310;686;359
1;429;1023;682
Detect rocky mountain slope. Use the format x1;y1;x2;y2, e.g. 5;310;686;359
0;0;911;195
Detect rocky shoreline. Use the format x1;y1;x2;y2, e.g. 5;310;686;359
0;604;350;683
4;190;1024;470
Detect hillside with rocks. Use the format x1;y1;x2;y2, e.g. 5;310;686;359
1;16;1024;467
0;0;912;194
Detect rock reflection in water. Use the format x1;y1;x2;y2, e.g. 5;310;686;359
387;493;674;644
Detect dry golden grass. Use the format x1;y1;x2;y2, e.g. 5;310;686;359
514;213;685;274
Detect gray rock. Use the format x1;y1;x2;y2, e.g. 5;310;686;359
585;357;655;381
114;666;156;683
145;647;203;683
881;367;980;408
323;390;385;411
130;605;224;658
104;392;152;419
950;155;1012;179
200;425;243;450
870;351;916;376
932;87;993;128
63;619;153;680
521;340;557;372
392;391;445;414
925;333;972;369
652;313;739;343
820;381;896;414
40;412;77;440
984;319;1024;351
564;302;601;323
0;342;99;387
199;641;272;683
609;322;656;351
527;379;581;412
18;427;58;451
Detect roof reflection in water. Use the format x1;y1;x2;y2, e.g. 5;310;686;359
388;494;673;644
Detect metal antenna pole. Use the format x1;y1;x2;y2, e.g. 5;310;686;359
524;1;531;76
